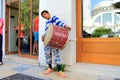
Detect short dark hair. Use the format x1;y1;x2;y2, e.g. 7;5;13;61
41;10;49;16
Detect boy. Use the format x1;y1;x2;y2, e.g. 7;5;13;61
41;10;71;78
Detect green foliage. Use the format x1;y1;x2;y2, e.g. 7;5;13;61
32;0;39;19
114;2;120;8
20;0;30;29
32;0;39;14
53;64;66;72
92;27;112;37
20;0;39;29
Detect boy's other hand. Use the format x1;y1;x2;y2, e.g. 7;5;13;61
64;25;71;31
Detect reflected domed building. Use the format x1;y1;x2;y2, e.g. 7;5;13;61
92;0;114;16
84;0;120;36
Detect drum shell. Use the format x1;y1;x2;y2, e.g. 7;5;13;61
44;25;69;50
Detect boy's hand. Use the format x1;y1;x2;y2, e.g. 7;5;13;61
64;25;71;31
41;35;45;41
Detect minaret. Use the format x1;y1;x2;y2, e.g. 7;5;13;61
83;0;91;20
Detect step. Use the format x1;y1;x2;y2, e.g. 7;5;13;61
3;54;39;66
66;63;120;78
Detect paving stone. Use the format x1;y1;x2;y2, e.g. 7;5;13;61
12;64;34;72
1;55;118;80
0;70;17;79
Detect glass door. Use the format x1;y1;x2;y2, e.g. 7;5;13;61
32;0;39;56
18;0;39;58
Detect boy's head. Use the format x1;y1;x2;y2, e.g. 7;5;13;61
41;10;51;20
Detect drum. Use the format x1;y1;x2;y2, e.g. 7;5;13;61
44;24;69;50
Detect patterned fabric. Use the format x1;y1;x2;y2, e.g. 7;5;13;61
44;46;61;65
45;16;65;31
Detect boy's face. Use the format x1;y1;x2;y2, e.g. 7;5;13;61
42;12;50;20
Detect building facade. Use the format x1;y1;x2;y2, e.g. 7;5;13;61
1;0;120;66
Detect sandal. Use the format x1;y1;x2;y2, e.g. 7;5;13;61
57;71;67;78
44;68;53;75
0;62;3;65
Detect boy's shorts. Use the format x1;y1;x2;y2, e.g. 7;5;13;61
34;32;39;42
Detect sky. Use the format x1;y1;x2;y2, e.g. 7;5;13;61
91;0;113;10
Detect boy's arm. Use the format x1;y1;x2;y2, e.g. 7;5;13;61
13;26;18;30
41;34;45;41
52;16;65;28
52;16;71;31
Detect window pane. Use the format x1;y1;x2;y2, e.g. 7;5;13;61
82;0;120;38
32;0;39;56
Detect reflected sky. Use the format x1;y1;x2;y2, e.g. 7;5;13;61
91;0;113;10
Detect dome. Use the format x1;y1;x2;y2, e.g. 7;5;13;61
93;0;113;10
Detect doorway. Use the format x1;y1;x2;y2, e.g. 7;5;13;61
5;1;19;54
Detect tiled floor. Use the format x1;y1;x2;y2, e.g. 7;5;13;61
0;60;52;80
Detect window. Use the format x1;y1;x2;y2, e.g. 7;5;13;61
82;0;120;38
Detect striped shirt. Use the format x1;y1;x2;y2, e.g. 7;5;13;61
45;16;66;31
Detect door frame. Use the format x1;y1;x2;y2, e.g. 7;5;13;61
76;0;82;62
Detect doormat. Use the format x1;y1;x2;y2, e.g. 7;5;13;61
115;78;120;80
0;73;45;80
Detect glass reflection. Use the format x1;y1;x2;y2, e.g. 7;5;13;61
20;0;30;54
32;0;39;56
83;0;120;38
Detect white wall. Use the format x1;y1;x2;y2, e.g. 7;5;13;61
39;0;76;66
39;0;47;66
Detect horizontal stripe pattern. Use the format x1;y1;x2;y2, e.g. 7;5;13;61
45;16;65;31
